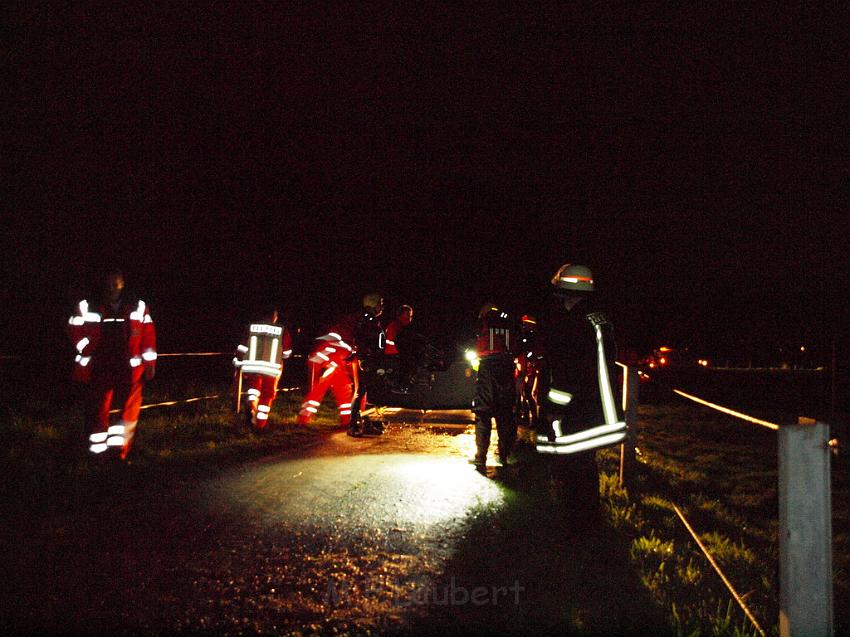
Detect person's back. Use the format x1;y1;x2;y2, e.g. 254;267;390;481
540;294;610;428
536;263;624;454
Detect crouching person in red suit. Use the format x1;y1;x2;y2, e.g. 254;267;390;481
296;313;357;427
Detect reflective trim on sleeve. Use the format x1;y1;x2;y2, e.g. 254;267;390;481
547;388;573;405
237;345;249;353
256;412;269;420
106;435;125;447
89;443;109;454
75;337;90;353
305;406;318;414
257;405;271;413
89;431;108;443
107;424;126;435
594;324;619;425
142;350;158;361
282;349;292;359
129;357;142;367
75;355;92;367
339;409;351;416
129;300;147;322
69;300;102;326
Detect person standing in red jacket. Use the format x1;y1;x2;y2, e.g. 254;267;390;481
233;306;293;429
383;305;413;356
68;269;156;459
383;304;414;392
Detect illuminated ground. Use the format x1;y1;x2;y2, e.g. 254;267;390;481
4;409;667;636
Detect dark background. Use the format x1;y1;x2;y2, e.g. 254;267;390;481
3;3;848;365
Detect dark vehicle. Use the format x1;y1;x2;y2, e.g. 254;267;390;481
366;333;476;410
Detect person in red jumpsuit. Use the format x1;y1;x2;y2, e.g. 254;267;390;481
233;306;293;429
296;313;358;427
68;269;156;460
515;314;543;430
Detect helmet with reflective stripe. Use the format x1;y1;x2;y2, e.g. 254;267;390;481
551;264;595;293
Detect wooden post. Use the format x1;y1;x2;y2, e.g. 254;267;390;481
778;418;833;637
619;366;639;487
235;369;243;414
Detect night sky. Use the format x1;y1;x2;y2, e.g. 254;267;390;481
4;3;848;362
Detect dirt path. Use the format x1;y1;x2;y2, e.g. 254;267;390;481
3;409;668;636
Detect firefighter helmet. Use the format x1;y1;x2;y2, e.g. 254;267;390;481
362;293;384;311
551;264;595;293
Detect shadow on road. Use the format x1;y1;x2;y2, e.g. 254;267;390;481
409;453;672;637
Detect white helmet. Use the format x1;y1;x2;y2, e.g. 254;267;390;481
551;263;594;293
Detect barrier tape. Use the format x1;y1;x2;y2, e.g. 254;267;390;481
159;352;305;359
0;352;305;360
671;503;768;637
672;389;780;431
107;386;302;414
157;352;226;357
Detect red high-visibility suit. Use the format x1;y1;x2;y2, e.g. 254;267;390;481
515;316;543;429
68;297;157;458
297;318;357;426
233;322;293;428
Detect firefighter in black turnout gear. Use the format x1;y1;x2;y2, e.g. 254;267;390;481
535;264;626;511
348;293;387;437
471;304;517;469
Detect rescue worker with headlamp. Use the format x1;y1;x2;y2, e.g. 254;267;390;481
535;263;626;510
470;303;517;470
233;305;292;430
68;269;156;460
347;293;387;437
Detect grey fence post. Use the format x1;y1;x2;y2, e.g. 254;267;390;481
619;366;639;487
778;418;833;637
